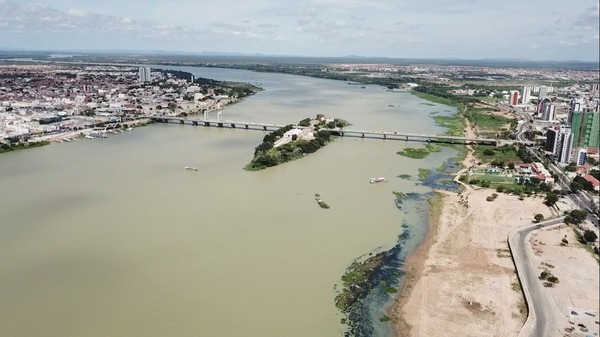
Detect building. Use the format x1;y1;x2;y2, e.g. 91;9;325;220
583;175;600;191
556;126;573;164
138;67;151;83
509;90;519;106
538;85;548;99
577;149;587;165
521;86;531;104
541;103;556;121
545;127;560;154
537;97;551;117
568;98;584;123
570;109;600;148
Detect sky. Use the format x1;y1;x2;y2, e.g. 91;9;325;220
0;0;599;61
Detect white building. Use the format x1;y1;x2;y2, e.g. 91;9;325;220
138;67;151;83
521;86;531;104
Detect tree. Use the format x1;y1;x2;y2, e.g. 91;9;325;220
545;193;559;206
534;214;545;223
583;230;598;243
569;210;588;225
483;149;495;156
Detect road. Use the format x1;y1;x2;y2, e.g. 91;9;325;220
509;218;565;337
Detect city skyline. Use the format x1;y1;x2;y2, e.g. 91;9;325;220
0;0;599;61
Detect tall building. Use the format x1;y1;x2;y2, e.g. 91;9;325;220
521;86;531;104
538;85;548;99
138;67;151;83
541;103;556;121
570;109;600;148
556;126;573;164
568;98;583;122
545;127;560;154
509;90;519;106
537;97;551;117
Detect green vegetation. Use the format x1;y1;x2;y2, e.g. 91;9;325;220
433;115;465;137
418;168;432;180
245;119;339;171
464;109;513;130
564;209;587;225
393;191;408;200
411;90;459;107
473;145;521;164
533;214;545;223
379;315;391;323
570;175;596;193
584;230;598;243
397;174;412;180
486;193;499;202
396;144;441;159
0;141;50;154
539;269;560;287
511;281;522;292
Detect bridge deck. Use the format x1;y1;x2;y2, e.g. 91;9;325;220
149;116;533;146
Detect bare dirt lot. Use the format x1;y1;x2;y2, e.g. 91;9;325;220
395;185;554;337
530;225;600;337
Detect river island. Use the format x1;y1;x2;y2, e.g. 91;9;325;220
245;115;349;170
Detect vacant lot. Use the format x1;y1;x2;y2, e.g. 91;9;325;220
530;225;600;337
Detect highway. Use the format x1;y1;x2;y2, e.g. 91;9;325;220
509;218;565;337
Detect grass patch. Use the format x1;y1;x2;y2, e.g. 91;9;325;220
397;144;441;159
418;168;432;180
379;315;391;322
473;145;521;164
465;110;513;130
411;90;459;107
433;115;465;137
511;281;522;292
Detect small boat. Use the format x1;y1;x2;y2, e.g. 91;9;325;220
126;127;133;131
369;177;386;184
185;166;199;171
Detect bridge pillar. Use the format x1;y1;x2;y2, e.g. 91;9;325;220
192;121;198;126
179;120;184;125
231;124;236;128
204;122;210;127
361;133;364;138
383;134;386;139
217;123;224;128
245;124;249;129
341;132;344;136
263;126;267;131
405;136;408;141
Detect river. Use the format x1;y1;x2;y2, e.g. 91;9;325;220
0;66;457;337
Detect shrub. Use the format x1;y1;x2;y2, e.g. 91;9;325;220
583;230;598;243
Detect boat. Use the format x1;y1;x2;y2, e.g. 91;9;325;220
126;127;133;131
184;166;199;171
369;177;386;184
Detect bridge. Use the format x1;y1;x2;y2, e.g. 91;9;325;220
149;116;534;147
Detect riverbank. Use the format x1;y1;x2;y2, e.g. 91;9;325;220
392;151;555;337
0;140;49;154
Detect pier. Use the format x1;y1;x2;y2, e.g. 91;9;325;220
149;116;534;147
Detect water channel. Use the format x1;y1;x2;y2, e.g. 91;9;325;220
0;66;457;337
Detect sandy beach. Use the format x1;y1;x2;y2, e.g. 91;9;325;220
393;147;560;337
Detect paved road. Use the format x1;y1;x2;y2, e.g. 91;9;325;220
509;218;564;337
